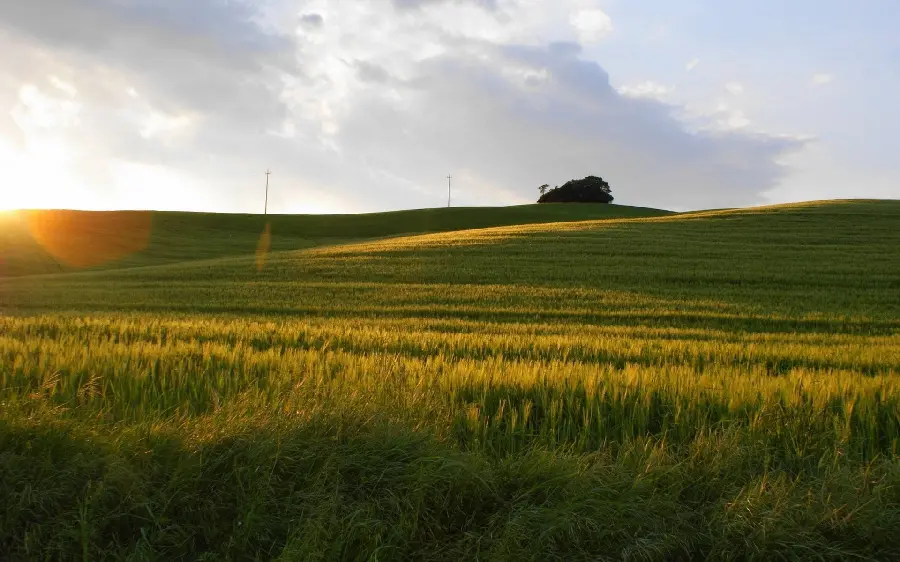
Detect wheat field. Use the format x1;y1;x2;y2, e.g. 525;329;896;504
1;200;899;560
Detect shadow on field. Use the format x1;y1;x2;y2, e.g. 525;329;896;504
0;419;687;561
2;416;897;561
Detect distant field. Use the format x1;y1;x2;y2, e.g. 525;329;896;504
0;203;671;277
1;200;899;560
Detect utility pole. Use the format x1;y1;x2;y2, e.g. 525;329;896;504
264;169;271;215
447;174;452;208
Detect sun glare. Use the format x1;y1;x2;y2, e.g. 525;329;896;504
0;133;85;211
0;137;208;213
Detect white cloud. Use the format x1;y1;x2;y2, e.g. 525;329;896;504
812;73;834;85
681;100;753;132
12;84;81;131
723;110;750;129
617;81;673;100
48;76;77;97
570;8;614;43
138;111;192;140
685;58;700;72
725;81;744;96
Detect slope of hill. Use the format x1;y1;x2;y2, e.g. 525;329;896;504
0;203;671;277
1;199;899;560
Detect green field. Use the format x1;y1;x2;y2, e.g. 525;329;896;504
0;203;670;277
1;200;899;560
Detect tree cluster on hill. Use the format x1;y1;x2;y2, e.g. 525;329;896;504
537;176;614;204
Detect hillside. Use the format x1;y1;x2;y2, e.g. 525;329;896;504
1;199;899;560
5;200;899;323
0;203;671;277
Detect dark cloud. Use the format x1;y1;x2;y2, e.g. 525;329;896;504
0;0;296;122
0;1;289;64
334;42;805;210
355;61;392;84
300;13;324;29
546;41;584;58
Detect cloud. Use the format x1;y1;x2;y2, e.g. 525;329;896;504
0;0;306;209
618;81;673;100
335;42;804;210
47;76;78;97
685;58;700;72
725;82;744;95
0;0;298;150
812;73;834;85
0;0;805;213
391;0;499;11
300;13;324;29
681;99;754;132
570;8;614;43
354;60;392;84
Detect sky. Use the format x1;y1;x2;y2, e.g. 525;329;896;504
0;0;897;214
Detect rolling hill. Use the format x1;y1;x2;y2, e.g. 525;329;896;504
1;199;899;560
0;203;671;277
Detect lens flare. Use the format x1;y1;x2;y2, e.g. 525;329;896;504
26;210;152;268
256;222;271;272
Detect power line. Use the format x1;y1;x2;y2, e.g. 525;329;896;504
264;169;271;215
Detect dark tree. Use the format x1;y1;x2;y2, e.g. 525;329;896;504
537;176;613;204
538;184;549;196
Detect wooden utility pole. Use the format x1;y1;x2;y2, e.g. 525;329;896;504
264;170;271;215
447;174;452;208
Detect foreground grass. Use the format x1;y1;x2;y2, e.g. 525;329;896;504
1;199;899;560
